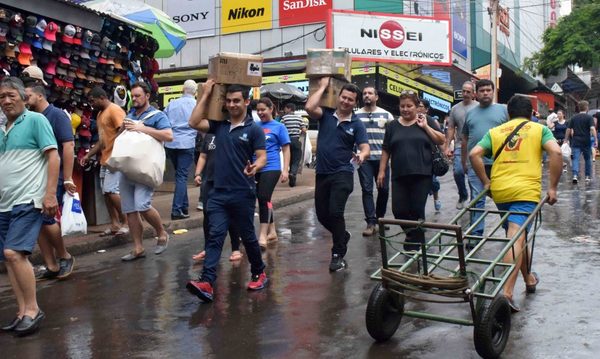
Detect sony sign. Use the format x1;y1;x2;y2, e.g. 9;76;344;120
166;0;215;39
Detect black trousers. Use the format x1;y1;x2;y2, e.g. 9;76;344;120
391;175;433;250
315;172;354;257
289;136;302;175
256;170;281;224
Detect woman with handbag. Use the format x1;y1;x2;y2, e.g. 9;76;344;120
377;91;445;250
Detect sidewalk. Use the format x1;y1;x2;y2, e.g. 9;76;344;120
30;168;316;264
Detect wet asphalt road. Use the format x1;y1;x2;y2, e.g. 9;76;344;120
1;169;600;358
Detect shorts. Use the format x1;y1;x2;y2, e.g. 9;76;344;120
496;201;537;232
119;174;154;214
102;168;121;194
42;181;65;226
0;202;43;261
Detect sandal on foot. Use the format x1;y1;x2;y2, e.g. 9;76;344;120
192;251;206;261
121;250;146;261
526;272;539;294
155;234;170;255
100;228;118;237
229;251;244;261
115;227;129;236
506;297;520;313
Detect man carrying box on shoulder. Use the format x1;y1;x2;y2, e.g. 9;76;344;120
187;80;268;303
305;77;370;272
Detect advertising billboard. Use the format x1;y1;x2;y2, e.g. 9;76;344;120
280;0;332;27
166;0;216;39
221;0;272;34
451;0;468;58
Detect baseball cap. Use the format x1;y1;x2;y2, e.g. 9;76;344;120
25;15;37;32
45;61;57;75
44;21;58;42
0;9;11;23
17;52;31;66
62;24;75;44
22;65;48;86
58;56;70;65
79;48;90;59
4;44;16;58
18;42;32;54
42;39;53;51
0;23;7;42
32;37;42;49
73;26;82;45
35;19;46;37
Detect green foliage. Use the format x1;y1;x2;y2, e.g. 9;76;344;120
528;3;600;77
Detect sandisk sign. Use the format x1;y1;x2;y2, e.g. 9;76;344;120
279;0;331;27
328;10;451;66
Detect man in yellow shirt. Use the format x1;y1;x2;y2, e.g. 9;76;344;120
469;95;562;312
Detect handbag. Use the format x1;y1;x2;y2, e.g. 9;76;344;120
106;110;166;188
432;144;450;176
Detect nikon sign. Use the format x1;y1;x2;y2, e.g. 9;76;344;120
221;0;272;34
328;10;451;66
166;0;215;39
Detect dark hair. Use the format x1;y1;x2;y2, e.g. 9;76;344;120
476;79;495;91
226;84;250;100
27;84;47;99
507;95;533;119
363;85;378;95
284;103;296;111
0;77;26;100
339;83;361;101
89;86;108;99
399;92;420;106
257;97;274;109
421;99;430;109
131;81;151;95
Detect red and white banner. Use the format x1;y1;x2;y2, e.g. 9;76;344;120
279;0;332;27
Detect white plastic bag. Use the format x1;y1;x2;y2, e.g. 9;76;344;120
561;143;571;160
61;193;87;236
106;130;165;188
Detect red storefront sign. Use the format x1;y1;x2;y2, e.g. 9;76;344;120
279;0;332;27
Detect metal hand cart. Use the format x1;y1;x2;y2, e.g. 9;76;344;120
366;190;546;359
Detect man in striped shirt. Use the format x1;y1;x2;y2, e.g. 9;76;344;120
281;103;307;187
355;86;394;236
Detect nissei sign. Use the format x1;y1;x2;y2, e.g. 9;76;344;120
279;0;331;27
423;92;451;113
329;10;451;66
166;0;215;39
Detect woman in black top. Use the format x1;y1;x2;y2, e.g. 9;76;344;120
377;91;445;250
548;110;568;146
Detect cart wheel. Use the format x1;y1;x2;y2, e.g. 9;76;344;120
473;295;511;359
365;282;404;342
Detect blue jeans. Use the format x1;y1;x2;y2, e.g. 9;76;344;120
166;148;195;215
357;160;389;225
453;147;468;202
572;145;592;177
467;167;487;236
201;188;265;284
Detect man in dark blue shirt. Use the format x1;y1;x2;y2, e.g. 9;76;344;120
24;83;76;280
306;78;370;272
187;80;268;302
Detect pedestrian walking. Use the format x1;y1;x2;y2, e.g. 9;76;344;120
469;95;561;312
191;133;243;262
255;97;291;248
566;101;597;184
81;87;129;237
461;79;508;244
187;81;268;302
0;77;59;336
24;83;76;280
548;110;569;172
355;86;394;236
163;80;198;220
377;91;445;250
446;81;478;209
280;103;307;187
305;77;370;272
119;82;173;261
418;99;444;213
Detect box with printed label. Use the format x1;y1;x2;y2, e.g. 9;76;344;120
198;83;227;121
306;49;352;82
208;52;264;87
308;77;348;109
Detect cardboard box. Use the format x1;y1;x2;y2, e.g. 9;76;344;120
208;52;264;87
308;77;348;109
198;83;227;121
306;49;352;82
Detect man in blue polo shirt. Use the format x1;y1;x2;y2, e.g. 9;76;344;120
306;77;370;272
25;83;76;281
187;80;268;303
0;77;60;336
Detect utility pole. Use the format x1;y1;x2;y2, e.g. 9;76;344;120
490;0;499;102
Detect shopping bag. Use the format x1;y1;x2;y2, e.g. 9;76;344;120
106;130;166;188
561;143;571;161
61;193;87;236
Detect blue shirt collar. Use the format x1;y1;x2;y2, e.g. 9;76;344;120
128;105;157;120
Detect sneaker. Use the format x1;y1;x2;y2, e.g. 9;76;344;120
247;272;269;290
196;202;203;211
35;267;59;281
572;176;578;184
362;224;376;236
329;254;347;272
186;280;214;302
434;200;442;212
585;176;591;183
456;200;466;210
57;256;75;279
